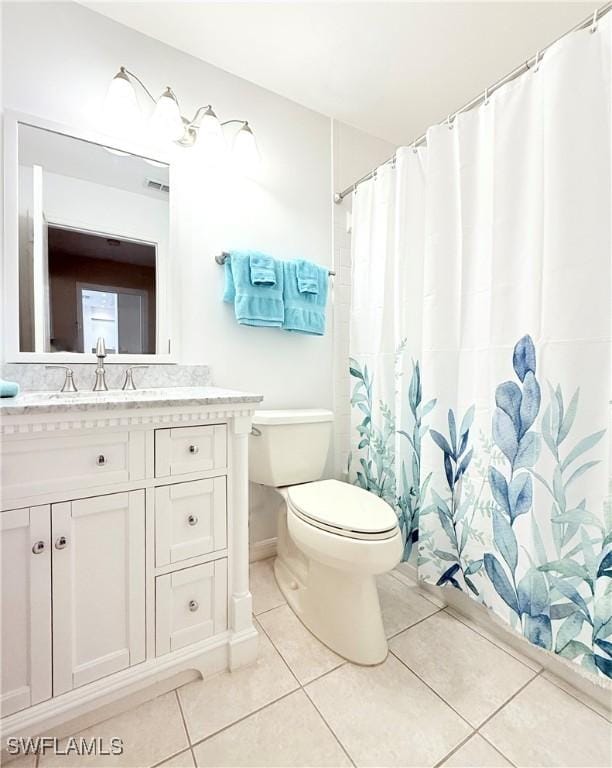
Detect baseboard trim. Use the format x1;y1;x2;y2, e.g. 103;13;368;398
395;562;612;714
249;537;277;562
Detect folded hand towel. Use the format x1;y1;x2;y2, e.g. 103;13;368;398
223;251;284;327
282;260;328;336
249;252;277;286
0;379;20;398
296;259;320;294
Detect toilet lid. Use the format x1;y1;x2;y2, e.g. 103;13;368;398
287;479;398;538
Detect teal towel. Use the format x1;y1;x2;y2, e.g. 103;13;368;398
223;251;284;327
0;379;20;398
249;252;277;286
282;260;328;335
296;259;319;294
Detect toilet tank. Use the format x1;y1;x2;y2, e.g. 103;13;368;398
249;409;334;487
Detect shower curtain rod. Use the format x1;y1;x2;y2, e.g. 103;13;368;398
334;1;612;203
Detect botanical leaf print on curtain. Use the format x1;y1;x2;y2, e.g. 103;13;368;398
348;14;611;680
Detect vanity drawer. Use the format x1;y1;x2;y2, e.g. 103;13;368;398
155;559;227;655
0;432;142;502
155;425;227;478
155;478;227;567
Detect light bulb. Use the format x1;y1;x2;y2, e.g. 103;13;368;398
195;106;226;163
103;67;141;137
150;87;184;143
232;123;261;177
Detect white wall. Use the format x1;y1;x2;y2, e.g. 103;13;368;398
2;1;332;409
1;1;395;551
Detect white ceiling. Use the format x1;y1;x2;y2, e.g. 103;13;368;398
83;1;598;145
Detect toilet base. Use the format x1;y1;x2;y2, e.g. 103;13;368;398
274;556;389;665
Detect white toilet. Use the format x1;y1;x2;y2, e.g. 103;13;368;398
249;409;403;665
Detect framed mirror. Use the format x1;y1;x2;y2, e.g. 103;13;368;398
3;112;173;362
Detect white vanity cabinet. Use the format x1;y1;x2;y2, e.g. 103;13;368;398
0;506;52;718
51;491;146;696
0;389;261;744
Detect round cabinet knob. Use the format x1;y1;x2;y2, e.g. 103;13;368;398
188;599;199;612
55;536;68;550
187;514;199;527
32;540;46;555
96;454;107;466
188;444;199;455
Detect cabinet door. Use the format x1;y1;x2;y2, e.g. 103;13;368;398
0;506;52;717
155;478;227;567
52;491;145;695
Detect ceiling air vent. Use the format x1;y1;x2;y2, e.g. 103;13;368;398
145;178;170;193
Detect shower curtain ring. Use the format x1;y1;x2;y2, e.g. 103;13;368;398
484;88;489;106
411;141;418;154
590;9;598;33
447;114;454;130
533;50;540;72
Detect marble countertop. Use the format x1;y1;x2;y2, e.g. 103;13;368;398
0;386;264;417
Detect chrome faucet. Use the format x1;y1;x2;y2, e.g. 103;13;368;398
92;337;108;391
46;365;78;393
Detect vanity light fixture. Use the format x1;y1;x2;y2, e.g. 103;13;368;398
105;66;261;172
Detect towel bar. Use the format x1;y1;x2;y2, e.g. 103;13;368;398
215;252;335;277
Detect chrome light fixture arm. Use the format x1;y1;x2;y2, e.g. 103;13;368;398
113;66;253;148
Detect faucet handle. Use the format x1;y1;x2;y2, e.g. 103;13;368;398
122;365;149;391
95;337;107;358
46;365;78;393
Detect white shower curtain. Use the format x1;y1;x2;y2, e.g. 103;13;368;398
349;15;612;679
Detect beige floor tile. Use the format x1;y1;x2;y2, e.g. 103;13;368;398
541;670;612;723
445;606;542;672
390;611;535;726
258;604;344;684
193;690;351;767
178;624;299;743
441;735;512;767
156;750;195;768
305;653;471;767
1;753;37;767
390;566;447;608
39;691;189;767
481;676;612;767
250;558;286;615
377;573;440;638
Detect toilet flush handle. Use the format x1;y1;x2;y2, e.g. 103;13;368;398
250;426;262;437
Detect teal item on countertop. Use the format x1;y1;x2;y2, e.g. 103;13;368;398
295;259;320;294
249;252;277;286
0;379;20;397
282;260;328;335
223;251;284;327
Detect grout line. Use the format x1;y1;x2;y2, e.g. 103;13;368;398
252;601;287;618
302;684;357;768
150;746;193;768
174;689;197;768
385;607;444;641
256;605;355;765
537;673;612;725
386;568;447;610
443;607;541;673
188;688;299;751
432;731;477;768
388;647;476;731
474;671;541;734
445;608;612;726
477;731;518;768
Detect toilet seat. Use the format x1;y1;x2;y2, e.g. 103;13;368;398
287;479;398;541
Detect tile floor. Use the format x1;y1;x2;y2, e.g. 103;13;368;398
18;559;612;768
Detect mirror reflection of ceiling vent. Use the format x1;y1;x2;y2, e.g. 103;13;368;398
145;178;170;193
